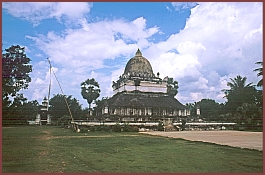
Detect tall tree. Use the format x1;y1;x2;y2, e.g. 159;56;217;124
223;75;257;113
81;78;101;110
253;61;263;87
49;94;83;122
2;45;32;99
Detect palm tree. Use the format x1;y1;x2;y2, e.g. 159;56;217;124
81;78;100;113
222;75;257;113
224;75;253;94
253;61;263;87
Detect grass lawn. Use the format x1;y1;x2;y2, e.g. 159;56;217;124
2;126;263;173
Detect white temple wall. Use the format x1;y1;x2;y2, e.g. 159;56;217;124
100;106;189;118
114;80;167;94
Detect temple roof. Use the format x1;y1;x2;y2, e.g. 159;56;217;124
101;91;185;109
123;49;155;77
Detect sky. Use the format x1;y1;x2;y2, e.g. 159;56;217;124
2;2;263;109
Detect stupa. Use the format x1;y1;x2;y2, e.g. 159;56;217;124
95;49;188;122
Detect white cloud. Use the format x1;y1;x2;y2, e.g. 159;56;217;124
2;2;92;26
133;17;146;29
151;52;201;80
190;92;203;102
26;17;159;70
177;41;206;56
171;2;198;12
244;24;262;40
146;2;262;104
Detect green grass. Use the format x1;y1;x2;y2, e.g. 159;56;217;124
2;126;263;173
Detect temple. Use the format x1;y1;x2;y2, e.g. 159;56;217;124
95;49;189;122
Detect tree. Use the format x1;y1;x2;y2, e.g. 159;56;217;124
81;78;101;110
22;100;40;120
2;93;27;125
196;99;221;121
234;103;262;131
223;75;258;114
167;77;178;96
2;93;39;126
253;61;263;87
49;94;83;123
2;45;32;99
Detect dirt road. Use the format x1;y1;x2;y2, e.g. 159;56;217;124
140;130;263;151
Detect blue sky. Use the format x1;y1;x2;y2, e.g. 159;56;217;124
2;2;262;108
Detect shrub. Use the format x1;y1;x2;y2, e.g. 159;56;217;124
79;128;87;133
157;122;164;131
102;125;111;132
123;123;130;132
123;123;138;132
95;125;111;132
90;126;96;132
113;123;121;132
130;126;139;132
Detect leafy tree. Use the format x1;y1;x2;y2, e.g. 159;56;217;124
10;93;27;108
234;103;262;131
94;97;109;107
22;100;40;120
2;45;32;99
2;93;39;125
223;75;257;114
58;115;71;127
253;61;263;87
196;99;221;121
2;96;12;121
167;77;178;96
255;89;263;108
81;78;101;110
2;93;27;125
49;94;83;122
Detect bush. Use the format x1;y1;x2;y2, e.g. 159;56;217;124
2;119;28;126
130;126;139;132
123;123;138;132
102;125;111;132
89;126;96;132
93;125;111;132
123;123;130;132
157;122;164;131
113;123;121;132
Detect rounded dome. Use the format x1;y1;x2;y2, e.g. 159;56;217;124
124;49;155;77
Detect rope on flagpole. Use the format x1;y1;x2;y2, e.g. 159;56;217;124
47;58;77;131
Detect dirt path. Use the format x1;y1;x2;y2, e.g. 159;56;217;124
140;130;263;151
